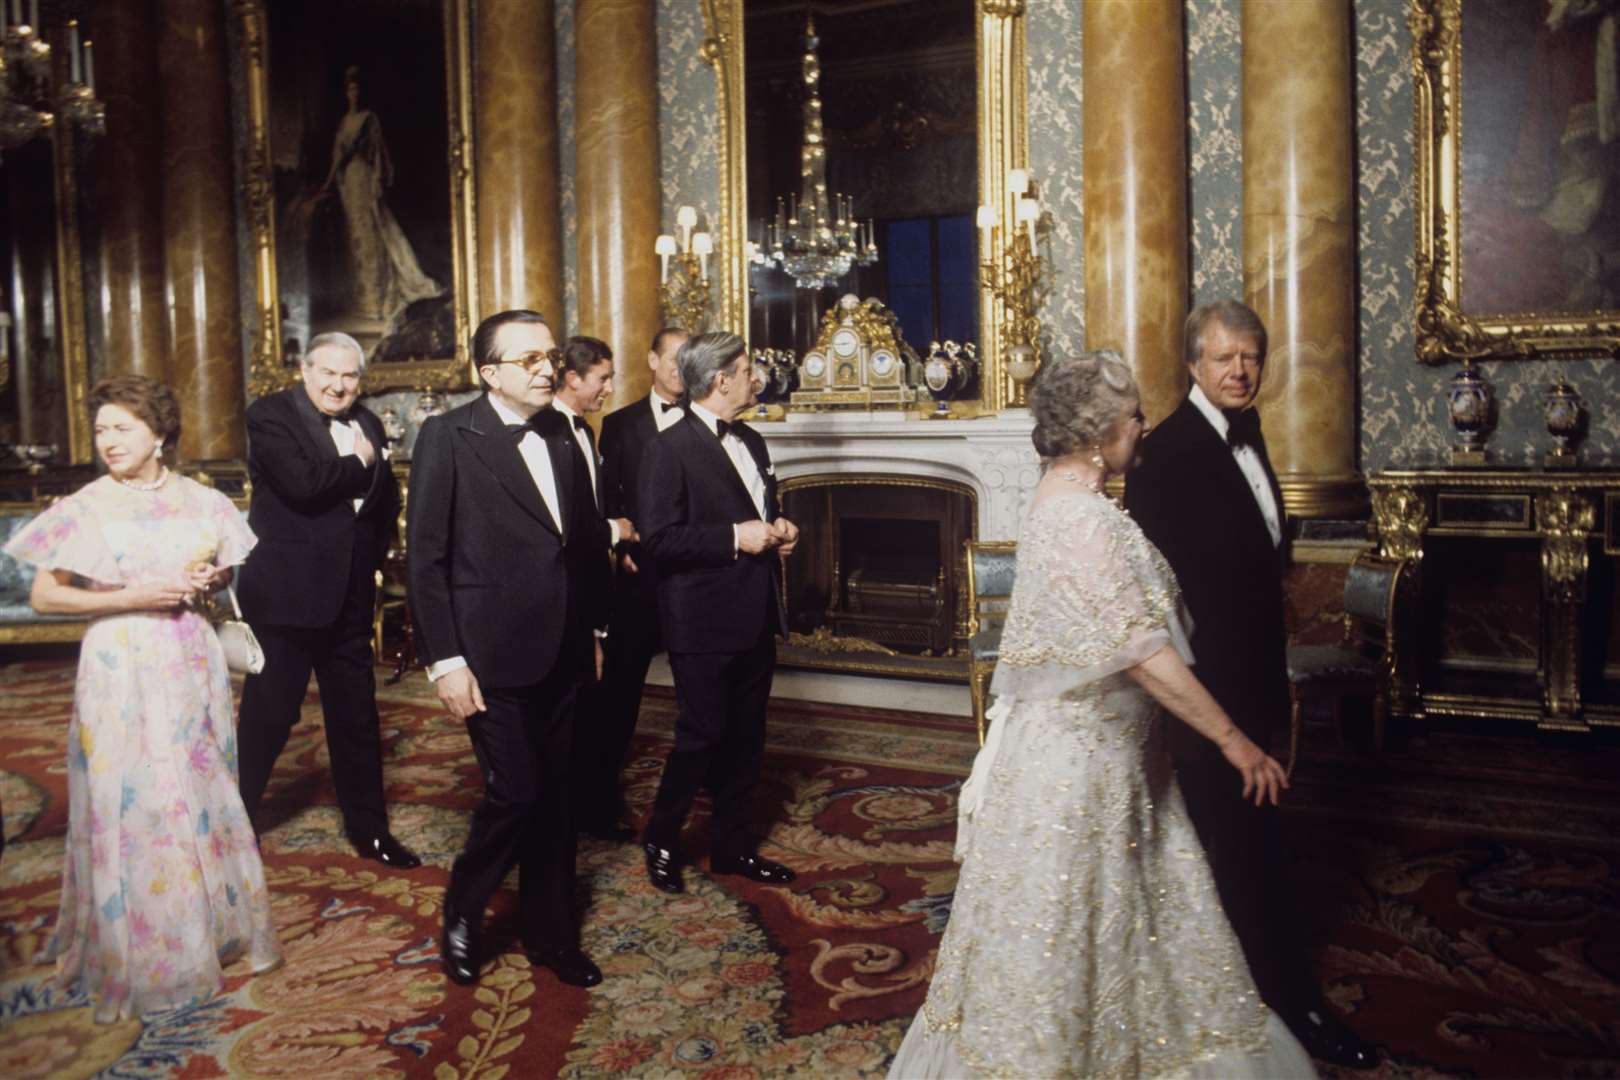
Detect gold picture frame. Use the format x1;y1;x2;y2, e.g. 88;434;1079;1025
699;0;1028;412
237;0;478;399
1411;0;1620;364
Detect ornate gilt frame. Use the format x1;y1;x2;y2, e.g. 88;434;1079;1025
237;0;478;399
699;0;1029;413
1411;0;1620;364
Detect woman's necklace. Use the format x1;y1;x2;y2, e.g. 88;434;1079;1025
116;466;170;492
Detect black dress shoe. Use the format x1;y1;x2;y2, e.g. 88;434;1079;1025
581;822;638;844
527;945;602;988
441;912;481;986
350;831;422;869
643;842;684;894
1292;1009;1378;1070
710;852;797;884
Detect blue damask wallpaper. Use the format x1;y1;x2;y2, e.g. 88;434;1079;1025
651;0;1620;471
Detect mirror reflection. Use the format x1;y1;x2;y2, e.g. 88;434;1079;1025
744;0;977;360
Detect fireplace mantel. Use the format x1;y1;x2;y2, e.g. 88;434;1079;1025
753;411;1039;542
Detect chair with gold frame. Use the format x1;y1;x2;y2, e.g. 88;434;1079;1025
964;539;1018;744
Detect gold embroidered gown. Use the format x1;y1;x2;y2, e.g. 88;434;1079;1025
889;491;1315;1079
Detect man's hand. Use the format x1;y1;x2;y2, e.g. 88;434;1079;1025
613;518;638;544
618;551;639;574
736;520;781;555
435;666;487;720
594;638;605;681
353;428;377;467
771;516;800;558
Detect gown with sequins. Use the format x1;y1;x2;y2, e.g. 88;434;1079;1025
888;490;1316;1079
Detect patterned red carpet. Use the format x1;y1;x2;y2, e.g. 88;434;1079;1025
0;656;1617;1078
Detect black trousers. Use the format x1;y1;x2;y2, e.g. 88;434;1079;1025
451;654;590;949
238;562;387;837
644;630;775;861
1172;737;1316;1017
573;599;660;831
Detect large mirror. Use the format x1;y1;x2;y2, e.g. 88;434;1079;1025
704;0;1028;412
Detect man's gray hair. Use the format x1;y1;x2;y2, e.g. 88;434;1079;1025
304;331;368;373
676;331;746;402
1183;299;1267;366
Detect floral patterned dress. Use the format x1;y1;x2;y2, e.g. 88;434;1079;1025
4;474;280;1022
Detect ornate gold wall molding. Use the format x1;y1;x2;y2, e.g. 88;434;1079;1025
50;123;91;463
700;0;746;340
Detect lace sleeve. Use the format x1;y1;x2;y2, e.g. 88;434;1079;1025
990;493;1192;701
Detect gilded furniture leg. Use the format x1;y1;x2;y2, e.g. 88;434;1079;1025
1536;490;1595;732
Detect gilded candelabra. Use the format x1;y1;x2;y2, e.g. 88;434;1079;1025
0;11;105;156
978;170;1046;402
655;205;714;334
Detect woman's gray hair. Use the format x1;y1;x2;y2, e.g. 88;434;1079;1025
305;331;368;374
677;331;746;402
1028;350;1138;458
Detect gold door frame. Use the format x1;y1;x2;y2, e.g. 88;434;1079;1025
698;0;1030;414
1411;0;1620;364
237;0;479;398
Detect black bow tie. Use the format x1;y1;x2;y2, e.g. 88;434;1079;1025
504;420;541;442
1224;408;1262;450
714;419;732;440
319;411;354;427
660;401;683;414
570;414;589;431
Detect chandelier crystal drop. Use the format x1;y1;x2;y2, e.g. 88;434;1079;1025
764;16;878;291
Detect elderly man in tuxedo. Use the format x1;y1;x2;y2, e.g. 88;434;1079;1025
1124;299;1375;1069
407;309;610;988
236;331;419;869
573;327;688;842
637;331;799;894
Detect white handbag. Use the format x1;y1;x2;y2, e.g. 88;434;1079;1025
217;584;265;675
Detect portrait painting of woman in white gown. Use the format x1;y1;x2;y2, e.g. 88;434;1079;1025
888;351;1317;1079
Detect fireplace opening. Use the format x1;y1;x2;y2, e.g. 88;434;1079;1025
781;476;975;657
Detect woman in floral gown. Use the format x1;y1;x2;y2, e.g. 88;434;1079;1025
889;352;1315;1078
5;375;280;1022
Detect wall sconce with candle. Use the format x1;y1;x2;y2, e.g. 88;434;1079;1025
978;167;1045;405
655;204;714;334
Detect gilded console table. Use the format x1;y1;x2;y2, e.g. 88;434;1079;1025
1368;466;1620;733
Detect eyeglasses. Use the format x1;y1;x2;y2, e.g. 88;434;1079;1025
497;349;562;376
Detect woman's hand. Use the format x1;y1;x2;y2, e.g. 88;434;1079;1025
120;580;195;612
1216;729;1289;807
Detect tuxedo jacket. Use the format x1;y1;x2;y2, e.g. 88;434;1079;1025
237;387;399;628
406;395;611;688
637;412;787;653
1123;397;1290;744
599;394;662;609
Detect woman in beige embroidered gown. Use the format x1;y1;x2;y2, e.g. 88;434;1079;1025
889;352;1316;1079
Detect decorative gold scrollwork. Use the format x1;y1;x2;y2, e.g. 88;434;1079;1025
1537;490;1595;598
1370;485;1428;562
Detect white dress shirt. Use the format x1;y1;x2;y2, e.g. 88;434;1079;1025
651;391;685;432
689;402;768;557
325;416;367;512
551;398;620;547
1188;383;1283;549
427;394;566;682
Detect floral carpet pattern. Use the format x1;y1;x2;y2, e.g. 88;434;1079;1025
0;656;1617;1078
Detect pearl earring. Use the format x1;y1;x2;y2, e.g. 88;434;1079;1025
155;445;164;460
1090;446;1104;471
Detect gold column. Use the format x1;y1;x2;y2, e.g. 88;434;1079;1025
575;0;660;410
1081;0;1188;425
158;0;244;460
1242;0;1362;517
95;0;167;381
475;0;564;328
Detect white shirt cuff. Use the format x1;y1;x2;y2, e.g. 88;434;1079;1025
608;519;621;547
732;523;740;558
426;656;468;681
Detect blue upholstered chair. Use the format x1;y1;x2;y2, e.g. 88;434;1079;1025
964;539;1018;744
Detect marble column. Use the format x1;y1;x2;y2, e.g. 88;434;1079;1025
158;0;244;460
1243;0;1361;517
475;0;565;329
1081;0;1188;425
95;0;168;381
575;0;660;411
7;143;66;450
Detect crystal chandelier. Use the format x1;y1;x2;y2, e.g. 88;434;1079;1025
0;8;105;157
762;15;877;291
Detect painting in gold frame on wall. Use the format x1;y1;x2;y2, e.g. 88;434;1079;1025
238;0;476;397
1413;0;1620;364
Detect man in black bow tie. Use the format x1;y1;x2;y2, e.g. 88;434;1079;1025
636;332;799;895
407;310;610;989
1125;300;1375;1069
236;332;420;870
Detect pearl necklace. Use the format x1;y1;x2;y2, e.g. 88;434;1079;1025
116;466;170;492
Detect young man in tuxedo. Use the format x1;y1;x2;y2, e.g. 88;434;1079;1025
407;309;610;988
236;332;420;870
1124;299;1376;1069
636;332;799;894
573;327;688;841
